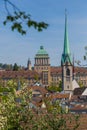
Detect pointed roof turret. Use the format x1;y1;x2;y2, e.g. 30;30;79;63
27;58;32;70
27;58;31;65
61;10;72;65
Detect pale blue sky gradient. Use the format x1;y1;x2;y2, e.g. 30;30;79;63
0;0;87;67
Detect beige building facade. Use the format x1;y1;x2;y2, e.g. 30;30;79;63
34;46;50;85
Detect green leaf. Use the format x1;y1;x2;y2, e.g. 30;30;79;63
27;20;32;27
3;21;7;25
21;30;26;35
38;27;43;32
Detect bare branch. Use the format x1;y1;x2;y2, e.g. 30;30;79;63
4;0;20;12
4;0;10;15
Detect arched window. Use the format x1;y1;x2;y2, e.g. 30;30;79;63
66;68;70;76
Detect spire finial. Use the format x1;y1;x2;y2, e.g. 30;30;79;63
65;8;67;15
65;9;67;21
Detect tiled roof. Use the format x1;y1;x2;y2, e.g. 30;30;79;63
73;87;87;95
49;93;70;99
70;104;87;111
50;66;87;75
32;100;43;107
26;86;48;95
0;70;40;79
16;86;48;96
69;95;78;101
0;66;87;79
74;67;87;73
50;67;62;75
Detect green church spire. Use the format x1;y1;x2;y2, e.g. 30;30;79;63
61;10;72;65
64;10;70;54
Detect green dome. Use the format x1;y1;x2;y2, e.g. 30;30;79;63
35;46;49;58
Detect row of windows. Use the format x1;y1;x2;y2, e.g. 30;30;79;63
43;72;48;85
52;77;60;81
35;59;49;65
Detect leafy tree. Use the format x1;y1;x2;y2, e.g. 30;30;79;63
44;98;63;114
78;81;84;88
13;63;19;71
3;0;48;35
0;85;80;130
47;85;59;92
48;81;62;92
34;74;39;82
76;46;87;66
83;46;87;66
58;80;62;92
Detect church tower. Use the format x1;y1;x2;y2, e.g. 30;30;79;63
61;11;73;93
27;58;32;70
34;46;50;85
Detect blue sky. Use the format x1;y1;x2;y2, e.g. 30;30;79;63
0;0;87;67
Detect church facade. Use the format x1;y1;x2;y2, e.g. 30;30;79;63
34;46;50;85
61;12;73;92
34;13;87;89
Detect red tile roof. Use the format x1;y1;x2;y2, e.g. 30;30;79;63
73;87;87;95
70;104;87;111
74;67;87;73
49;93;70;99
50;67;62;75
26;86;48;95
0;70;40;79
50;66;87;75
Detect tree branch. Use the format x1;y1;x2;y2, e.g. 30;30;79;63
3;0;48;35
